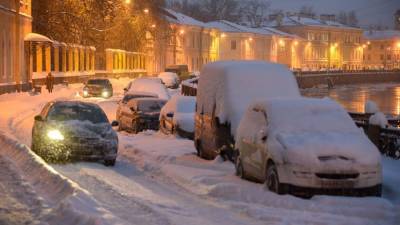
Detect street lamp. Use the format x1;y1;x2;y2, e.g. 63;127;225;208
144;8;149;14
125;0;131;4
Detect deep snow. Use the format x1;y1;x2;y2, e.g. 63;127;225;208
0;78;399;225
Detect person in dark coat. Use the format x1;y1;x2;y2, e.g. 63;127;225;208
46;72;54;93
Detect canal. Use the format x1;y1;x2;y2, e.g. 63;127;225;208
301;83;400;116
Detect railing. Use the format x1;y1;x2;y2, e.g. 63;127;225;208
349;112;400;160
294;69;400;76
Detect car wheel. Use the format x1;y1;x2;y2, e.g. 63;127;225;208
235;157;246;179
265;163;286;195
104;159;116;167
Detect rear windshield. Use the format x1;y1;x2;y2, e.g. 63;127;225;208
138;100;165;112
123;94;155;103
88;79;109;85
47;103;109;123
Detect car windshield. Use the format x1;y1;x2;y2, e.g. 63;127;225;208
123;94;155;103
47;103;109;123
87;79;108;86
138;100;165;112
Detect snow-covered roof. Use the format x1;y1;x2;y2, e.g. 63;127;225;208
197;61;300;136
24;33;53;43
164;9;207;27
267;16;361;30
364;30;400;40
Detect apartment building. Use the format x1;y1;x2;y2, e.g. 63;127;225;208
364;30;400;69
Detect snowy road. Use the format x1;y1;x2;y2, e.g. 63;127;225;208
0;79;399;225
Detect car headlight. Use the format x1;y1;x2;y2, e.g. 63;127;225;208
83;90;89;96
102;90;109;98
47;130;64;141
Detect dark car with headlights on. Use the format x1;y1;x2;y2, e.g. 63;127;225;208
117;98;167;133
31;101;119;166
83;78;113;98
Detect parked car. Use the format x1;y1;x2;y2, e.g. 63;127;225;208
124;78;170;100
195;61;300;160
83;78;113;98
160;95;196;139
158;72;180;89
116;92;158;126
117;98;167;133
235;98;382;197
31;101;119;166
165;65;190;80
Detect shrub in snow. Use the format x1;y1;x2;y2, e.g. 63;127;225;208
369;112;388;128
365;101;379;114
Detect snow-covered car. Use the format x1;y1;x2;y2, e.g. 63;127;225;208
116;91;158;125
117;98;167;133
124;78;170;100
83;78;113;98
31;101;119;166
235;98;382;197
158;72;180;89
160;95;196;139
195;61;300;160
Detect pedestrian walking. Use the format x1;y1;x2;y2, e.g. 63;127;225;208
46;72;54;93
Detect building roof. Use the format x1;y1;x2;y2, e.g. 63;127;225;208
164;9;207;27
364;30;400;40
267;16;361;30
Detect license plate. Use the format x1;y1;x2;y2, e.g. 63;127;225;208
320;180;354;188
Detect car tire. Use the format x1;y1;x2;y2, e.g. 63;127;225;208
235;157;246;179
265;163;286;195
104;159;116;167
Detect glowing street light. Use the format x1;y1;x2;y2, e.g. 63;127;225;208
144;8;149;14
221;33;226;38
179;29;185;35
125;0;131;4
279;39;285;47
151;24;156;29
248;37;253;41
397;41;400;48
293;40;299;46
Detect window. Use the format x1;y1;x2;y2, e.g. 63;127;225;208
367;55;371;61
59;48;63;72
388;54;392;60
231;40;237;50
380;54;384;60
380;44;384;50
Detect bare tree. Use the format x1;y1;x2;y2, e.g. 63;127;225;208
299;5;316;18
347;10;358;27
239;0;271;27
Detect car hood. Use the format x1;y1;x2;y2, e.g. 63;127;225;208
85;85;108;90
48;120;117;141
274;131;381;168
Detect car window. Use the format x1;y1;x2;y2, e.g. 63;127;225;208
47;103;109;123
88;79;108;86
138;100;166;112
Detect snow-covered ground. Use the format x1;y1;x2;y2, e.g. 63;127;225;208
0;78;399;225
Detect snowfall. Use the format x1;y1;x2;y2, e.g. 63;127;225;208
0;78;399;225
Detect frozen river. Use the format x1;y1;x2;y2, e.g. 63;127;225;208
302;83;400;116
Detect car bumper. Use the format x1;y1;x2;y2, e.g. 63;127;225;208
285;184;382;197
278;164;382;190
45;141;117;160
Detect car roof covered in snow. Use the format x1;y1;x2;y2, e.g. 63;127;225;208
197;61;300;136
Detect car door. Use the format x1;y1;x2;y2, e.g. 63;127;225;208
120;100;134;129
252;110;269;180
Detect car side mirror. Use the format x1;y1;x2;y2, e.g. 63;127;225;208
111;120;119;127
166;112;174;118
34;115;44;122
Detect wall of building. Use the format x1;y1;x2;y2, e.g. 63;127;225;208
364;39;400;69
0;0;32;93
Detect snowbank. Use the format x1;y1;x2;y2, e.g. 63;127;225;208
370;112;388;128
197;61;300;135
0;131;122;225
365;101;380;114
158;72;179;87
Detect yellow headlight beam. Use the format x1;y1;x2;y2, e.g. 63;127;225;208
47;130;64;141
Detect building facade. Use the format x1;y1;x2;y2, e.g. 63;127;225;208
0;0;32;92
364;30;400;70
270;16;364;71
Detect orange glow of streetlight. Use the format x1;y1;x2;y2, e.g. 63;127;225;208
397;41;400;48
143;8;149;14
293;40;299;46
279;39;285;47
151;24;156;28
248;37;253;41
125;0;131;4
179;29;185;35
221;33;226;38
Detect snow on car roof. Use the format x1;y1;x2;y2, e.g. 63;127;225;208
127;78;170;100
197;61;300;136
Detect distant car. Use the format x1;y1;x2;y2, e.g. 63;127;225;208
117;98;167;133
31;101;119;166
124;78;170;100
158;72;180;89
165;65;189;79
116;92;158;126
83;78;113;98
160;95;196;139
235;98;382;197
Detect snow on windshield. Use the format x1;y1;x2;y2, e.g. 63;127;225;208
47;102;109;123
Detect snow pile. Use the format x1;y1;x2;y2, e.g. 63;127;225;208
197;61;300;135
161;95;196;132
0;131;122;225
370;112;388;128
158;72;179;87
127;78;170;100
365;100;380;114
